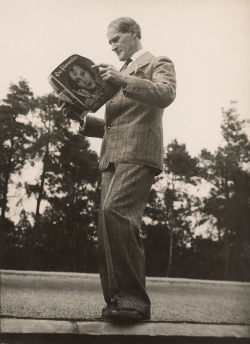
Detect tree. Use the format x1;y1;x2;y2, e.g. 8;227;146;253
0;82;101;272
199;104;250;280
0;80;36;221
25;94;67;221
24;98;101;271
144;139;199;277
23;93;69;268
164;140;199;276
1;210;32;270
43;130;101;272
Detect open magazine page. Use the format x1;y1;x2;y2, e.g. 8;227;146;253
48;54;119;113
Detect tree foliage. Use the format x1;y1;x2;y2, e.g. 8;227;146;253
199;105;250;280
1;81;249;281
0;80;36;220
1;81;100;272
144;140;199;277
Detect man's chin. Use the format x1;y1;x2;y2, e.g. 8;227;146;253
117;53;126;61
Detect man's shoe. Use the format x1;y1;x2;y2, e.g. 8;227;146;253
107;308;145;322
101;306;113;320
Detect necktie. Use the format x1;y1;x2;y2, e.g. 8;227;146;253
121;58;132;71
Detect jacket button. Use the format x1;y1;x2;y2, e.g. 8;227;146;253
107;126;111;129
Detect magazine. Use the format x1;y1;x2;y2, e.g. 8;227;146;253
48;54;119;117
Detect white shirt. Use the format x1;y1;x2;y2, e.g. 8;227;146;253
130;48;147;63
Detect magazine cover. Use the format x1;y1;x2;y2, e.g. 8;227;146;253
48;54;119;114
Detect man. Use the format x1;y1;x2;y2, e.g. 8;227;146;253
63;17;176;322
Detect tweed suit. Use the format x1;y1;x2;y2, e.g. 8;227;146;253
83;51;176;318
84;52;176;173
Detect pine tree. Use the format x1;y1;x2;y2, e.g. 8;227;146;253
0;80;36;220
199;104;250;280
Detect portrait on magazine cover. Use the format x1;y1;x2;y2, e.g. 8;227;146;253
52;55;117;111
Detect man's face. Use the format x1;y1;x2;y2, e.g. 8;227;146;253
69;65;96;90
107;26;136;61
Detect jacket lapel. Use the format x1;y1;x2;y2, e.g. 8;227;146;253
122;52;154;76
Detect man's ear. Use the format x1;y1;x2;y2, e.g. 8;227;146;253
130;26;136;38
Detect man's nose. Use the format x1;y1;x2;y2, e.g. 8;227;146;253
111;42;117;51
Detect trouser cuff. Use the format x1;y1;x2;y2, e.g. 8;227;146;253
115;298;151;320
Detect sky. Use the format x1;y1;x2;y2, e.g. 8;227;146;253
1;0;250;159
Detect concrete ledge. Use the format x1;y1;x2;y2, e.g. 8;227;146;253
1;319;250;338
2;269;250;286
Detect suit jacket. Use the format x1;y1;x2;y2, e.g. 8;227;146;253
83;51;176;174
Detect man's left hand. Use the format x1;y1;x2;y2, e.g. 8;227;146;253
92;64;127;87
59;101;87;126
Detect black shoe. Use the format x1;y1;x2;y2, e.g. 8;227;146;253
101;305;114;320
107;308;146;322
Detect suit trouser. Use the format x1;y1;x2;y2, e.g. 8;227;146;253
98;162;156;319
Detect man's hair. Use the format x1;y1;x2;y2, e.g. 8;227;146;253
108;17;141;39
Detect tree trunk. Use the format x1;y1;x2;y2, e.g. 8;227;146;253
28;137;50;270
167;221;173;277
166;175;175;278
35;141;49;219
73;223;77;272
223;176;230;280
70;178;78;272
217;214;221;242
83;238;89;273
1;165;11;221
1;117;15;220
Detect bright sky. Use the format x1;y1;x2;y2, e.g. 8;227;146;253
1;0;250;157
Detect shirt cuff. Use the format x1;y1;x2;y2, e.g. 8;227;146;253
79;116;87;135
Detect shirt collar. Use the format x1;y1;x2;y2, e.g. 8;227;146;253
130;49;147;62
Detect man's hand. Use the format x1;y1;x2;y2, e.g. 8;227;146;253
58;100;88;126
92;64;127;87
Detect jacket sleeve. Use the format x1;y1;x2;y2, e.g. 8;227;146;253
123;56;176;108
80;114;105;138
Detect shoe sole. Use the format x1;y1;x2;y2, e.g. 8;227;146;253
107;313;144;322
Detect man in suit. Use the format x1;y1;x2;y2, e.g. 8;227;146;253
63;17;176;322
